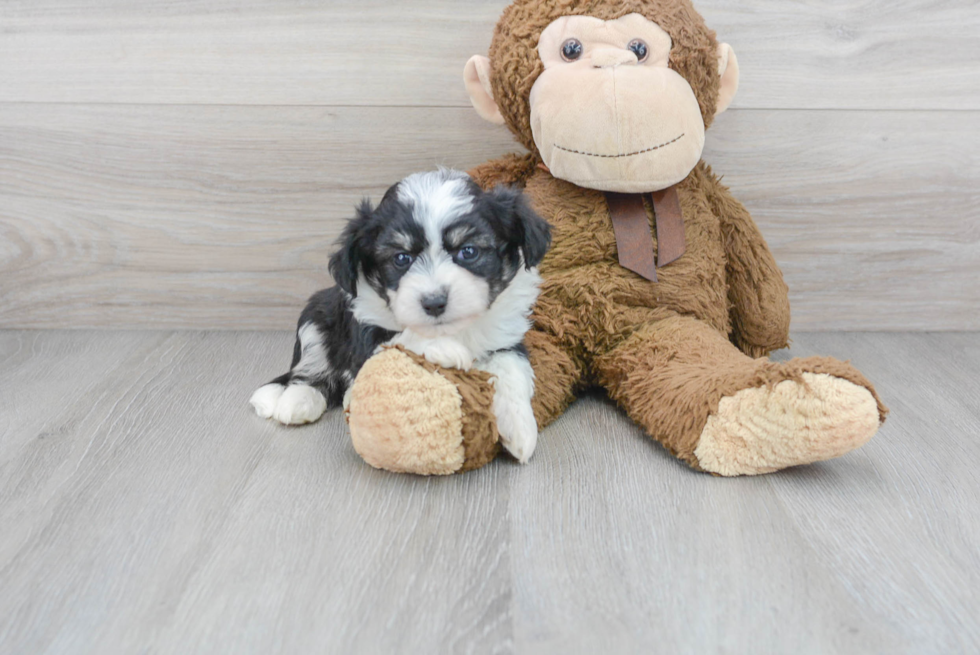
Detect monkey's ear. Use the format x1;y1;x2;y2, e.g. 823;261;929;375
464;55;506;125
716;43;740;116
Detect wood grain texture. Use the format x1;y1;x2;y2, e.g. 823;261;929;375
0;104;518;329
1;104;977;330
2;0;978;110
0;331;513;654
709;108;980;331
0;330;978;653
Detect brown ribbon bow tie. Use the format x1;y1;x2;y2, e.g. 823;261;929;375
605;186;686;282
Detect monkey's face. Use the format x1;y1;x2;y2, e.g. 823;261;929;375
529;14;705;193
465;4;738;192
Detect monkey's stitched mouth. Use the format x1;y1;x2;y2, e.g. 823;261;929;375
553;133;685;159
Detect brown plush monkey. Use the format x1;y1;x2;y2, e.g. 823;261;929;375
346;0;887;476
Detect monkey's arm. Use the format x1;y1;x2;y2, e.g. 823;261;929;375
701;164;790;358
467;153;538;191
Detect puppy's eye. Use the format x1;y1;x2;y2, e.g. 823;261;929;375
393;252;414;268
456;246;480;262
627;39;648;62
560;38;583;62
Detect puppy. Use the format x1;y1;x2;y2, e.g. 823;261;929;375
250;169;551;463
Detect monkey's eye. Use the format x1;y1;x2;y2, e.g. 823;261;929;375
393;252;414;268
627;39;649;62
456;246;480;262
560;38;584;62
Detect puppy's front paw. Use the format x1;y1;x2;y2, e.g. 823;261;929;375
272;384;327;426
495;401;538;464
250;383;285;418
422;340;474;370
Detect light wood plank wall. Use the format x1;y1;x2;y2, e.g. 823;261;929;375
1;0;978;331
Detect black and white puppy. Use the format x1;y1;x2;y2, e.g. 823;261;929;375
250;169;551;463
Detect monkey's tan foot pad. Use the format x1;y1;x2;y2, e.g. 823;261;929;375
694;373;881;476
345;346;500;475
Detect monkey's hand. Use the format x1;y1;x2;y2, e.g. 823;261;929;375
346;347;501;475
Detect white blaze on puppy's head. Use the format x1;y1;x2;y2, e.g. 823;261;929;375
390;170;488;334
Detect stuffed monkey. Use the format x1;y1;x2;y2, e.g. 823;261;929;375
346;0;887;476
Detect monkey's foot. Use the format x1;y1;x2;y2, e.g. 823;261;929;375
345;347;500;475
694;372;883;476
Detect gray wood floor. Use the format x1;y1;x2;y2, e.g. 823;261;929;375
0;330;977;654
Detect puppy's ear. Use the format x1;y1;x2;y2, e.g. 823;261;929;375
487;185;552;269
329;199;374;296
515;193;552;268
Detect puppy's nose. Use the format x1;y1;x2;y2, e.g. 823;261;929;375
421;291;448;317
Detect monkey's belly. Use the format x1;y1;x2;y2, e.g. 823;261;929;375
526;167;731;341
535;258;730;341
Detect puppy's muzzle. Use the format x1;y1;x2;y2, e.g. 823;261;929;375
421;290;449;318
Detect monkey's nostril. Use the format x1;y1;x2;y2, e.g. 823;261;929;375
592;48;639;69
421;291;449;318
